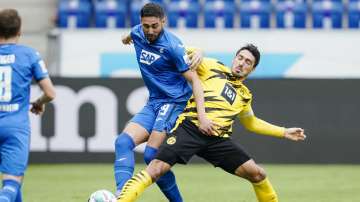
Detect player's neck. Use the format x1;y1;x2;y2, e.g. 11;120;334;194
0;36;19;44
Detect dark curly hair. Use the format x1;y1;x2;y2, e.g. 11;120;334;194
140;3;165;19
236;44;261;68
0;9;21;39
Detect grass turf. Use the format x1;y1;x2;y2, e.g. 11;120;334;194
22;164;360;202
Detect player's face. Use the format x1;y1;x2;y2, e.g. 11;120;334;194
141;16;165;43
231;49;255;78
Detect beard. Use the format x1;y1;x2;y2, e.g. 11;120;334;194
145;34;158;43
232;69;248;78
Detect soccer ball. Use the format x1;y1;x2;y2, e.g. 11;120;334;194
88;189;116;202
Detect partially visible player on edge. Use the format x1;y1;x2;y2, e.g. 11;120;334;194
117;44;306;202
114;3;214;202
0;9;56;202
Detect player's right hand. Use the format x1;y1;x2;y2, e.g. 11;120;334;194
30;101;45;115
198;117;220;136
122;34;133;45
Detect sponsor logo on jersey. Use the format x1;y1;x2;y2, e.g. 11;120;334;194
0;104;19;112
221;83;237;105
139;49;160;65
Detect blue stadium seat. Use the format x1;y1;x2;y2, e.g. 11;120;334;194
239;0;272;28
275;0;307;28
312;0;342;2
94;0;126;28
204;0;237;28
241;0;271;2
205;0;235;2
312;0;343;28
58;0;92;28
172;0;199;2
129;0;164;26
348;0;360;28
167;0;201;28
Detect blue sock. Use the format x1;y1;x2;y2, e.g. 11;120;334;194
144;146;183;202
114;133;135;193
0;179;21;202
15;188;21;202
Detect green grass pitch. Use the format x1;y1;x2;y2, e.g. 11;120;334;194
23;164;360;202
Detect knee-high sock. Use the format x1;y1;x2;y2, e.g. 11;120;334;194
252;177;278;202
0;179;21;202
114;133;135;193
117;170;153;202
144;146;183;202
15;188;22;202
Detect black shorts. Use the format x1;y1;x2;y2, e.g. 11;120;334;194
156;119;252;174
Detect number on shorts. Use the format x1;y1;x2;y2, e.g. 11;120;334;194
159;104;170;116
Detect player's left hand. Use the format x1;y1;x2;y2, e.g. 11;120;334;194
30;101;45;115
284;128;306;141
188;49;203;71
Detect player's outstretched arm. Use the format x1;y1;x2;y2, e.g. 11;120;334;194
240;114;306;141
30;78;56;115
121;34;133;45
240;114;285;138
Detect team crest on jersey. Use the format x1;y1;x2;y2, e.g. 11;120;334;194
167;136;177;145
139;49;161;65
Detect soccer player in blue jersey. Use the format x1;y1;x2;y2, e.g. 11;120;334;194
114;3;214;202
0;9;56;202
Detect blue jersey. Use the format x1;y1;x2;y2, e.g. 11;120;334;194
0;44;48;131
131;25;192;103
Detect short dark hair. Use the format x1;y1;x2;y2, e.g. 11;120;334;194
0;9;21;39
140;3;165;19
236;44;261;68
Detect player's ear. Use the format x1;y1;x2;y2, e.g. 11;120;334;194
161;17;166;25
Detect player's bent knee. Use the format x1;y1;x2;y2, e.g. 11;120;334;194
250;166;267;183
115;133;135;151
235;162;267;183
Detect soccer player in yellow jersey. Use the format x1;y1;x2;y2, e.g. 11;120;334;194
117;44;306;202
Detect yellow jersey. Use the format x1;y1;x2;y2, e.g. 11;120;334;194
174;58;253;138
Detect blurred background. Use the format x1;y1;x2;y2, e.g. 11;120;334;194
4;0;356;164
1;0;360;200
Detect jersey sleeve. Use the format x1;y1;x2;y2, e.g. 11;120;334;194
238;102;254;118
130;24;141;43
171;43;190;73
30;51;49;81
238;104;285;138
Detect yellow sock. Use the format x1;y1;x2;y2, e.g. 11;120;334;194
117;170;153;202
252;177;279;202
